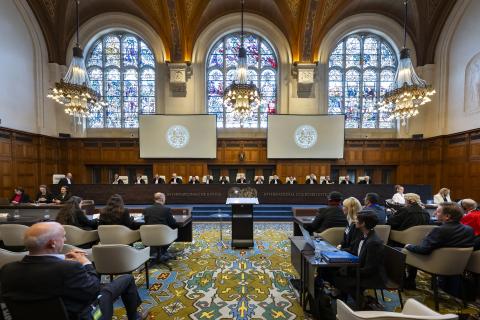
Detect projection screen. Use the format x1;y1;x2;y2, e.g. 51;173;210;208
267;115;345;159
139;115;217;158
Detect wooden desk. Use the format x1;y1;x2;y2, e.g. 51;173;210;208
292;214;316;236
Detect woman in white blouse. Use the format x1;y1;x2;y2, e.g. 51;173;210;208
392;185;405;204
433;188;452;204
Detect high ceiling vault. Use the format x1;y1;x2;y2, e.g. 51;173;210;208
27;0;457;66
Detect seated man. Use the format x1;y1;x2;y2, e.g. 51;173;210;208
151;174;165;184
286;176;297;184
304;191;348;234
254;176;264;184
0;222;144;320
143;193;180;261
236;175;247;184
363;193;386;224
404;202;475;291
219;176;229;184
305;174;317;184
358;176;371;184
392;185;406;204
321;176;334;184
169;173;183;184
112;173;124;184
387;193;430;231
340;175;354;184
58;172;73;187
189;176;200;184
204;175;214;184
269;175;282;184
134;173;145;184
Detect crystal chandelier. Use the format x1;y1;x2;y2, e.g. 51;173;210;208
223;0;260;127
47;0;104;123
379;0;436;126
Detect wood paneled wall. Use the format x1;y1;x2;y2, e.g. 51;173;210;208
1;126;480;201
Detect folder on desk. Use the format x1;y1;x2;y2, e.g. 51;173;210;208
321;250;359;263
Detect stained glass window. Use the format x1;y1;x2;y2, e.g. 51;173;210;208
86;32;156;128
207;32;278;128
328;33;397;128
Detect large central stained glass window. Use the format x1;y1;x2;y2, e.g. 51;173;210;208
85;32;156;128
207;32;278;128
328;32;398;128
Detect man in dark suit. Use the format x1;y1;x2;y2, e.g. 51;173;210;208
236;175;247;184
112;173;124;184
358;176;371;184
304;191;348;233
0;222;144;320
151;174;165;184
340;175;354;184
134;173;145;184
321;175;334;184
204;175;214;184
169;173;183;184
404;202;475;291
286;176;297;184
58;172;73;187
305;174;317;184
387;193;430;231
220;176;229;184
189;176;200;184
364;192;387;224
269;175;282;184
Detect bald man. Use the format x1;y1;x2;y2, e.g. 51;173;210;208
143;193;179;229
0;222;144;320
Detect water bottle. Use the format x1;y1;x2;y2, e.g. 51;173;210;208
314;238;322;261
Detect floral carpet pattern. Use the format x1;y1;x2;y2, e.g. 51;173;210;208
113;222;480;320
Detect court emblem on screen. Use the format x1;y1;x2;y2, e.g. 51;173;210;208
294;125;317;149
166;125;190;149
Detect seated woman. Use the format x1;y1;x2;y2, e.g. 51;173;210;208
387;193;431;231
339;197;362;251
330;211;387;304
434;187;452;204
55;196;98;230
35;185;53;204
10;187;30;204
54;186;71;204
98;194;139;230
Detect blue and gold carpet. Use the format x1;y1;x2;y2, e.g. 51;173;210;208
112;223;480;319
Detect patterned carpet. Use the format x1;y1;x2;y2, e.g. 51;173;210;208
111;222;480;320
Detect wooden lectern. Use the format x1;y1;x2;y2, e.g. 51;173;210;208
226;197;259;248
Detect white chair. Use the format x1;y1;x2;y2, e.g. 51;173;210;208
118;175;129;184
374;225;391;245
64;225;98;247
336;298;458;320
305;174;317;181
358;176;365;183
0;248;28;268
339;176;346;183
466;250;480;274
319;176;326;184
140;225;178;270
390;225;437;246
219;176;230;183
97;225;140;245
315;227;345;247
0;224;29;247
403;247;473;310
286;177;296;184
202;175;213;183
92;244;151;289
52;174;65;184
268;176;273;183
254;176;264;184
236;173;245;182
141;175;148;184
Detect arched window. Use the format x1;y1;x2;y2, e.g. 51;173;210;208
85;32;156;128
327;32;398;128
207;32;278;128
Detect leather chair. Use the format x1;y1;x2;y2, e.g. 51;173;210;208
315;227;345;247
374;225;391;245
390;225;437;246
92;244;150;289
336;298;458;320
64;225;99;247
5;297;70;320
97;225;140;245
403;247;473;310
140;225;178;270
0;248;28;268
0;224;29;250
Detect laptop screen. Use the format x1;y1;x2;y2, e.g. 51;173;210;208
299;225;315;249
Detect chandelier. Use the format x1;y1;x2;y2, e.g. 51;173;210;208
379;0;435;126
223;0;260;127
47;0;104;123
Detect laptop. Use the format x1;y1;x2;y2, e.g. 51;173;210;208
299;224;315;249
